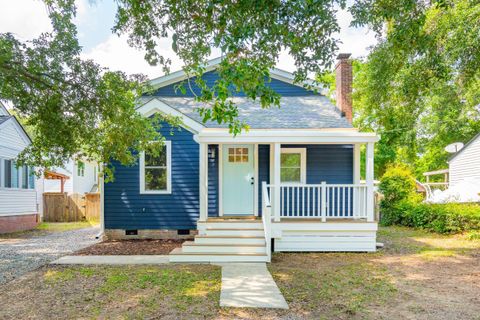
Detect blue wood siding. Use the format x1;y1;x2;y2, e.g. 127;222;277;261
104;123;200;230
258;144;271;216
151;71;317;97
208;145;219;217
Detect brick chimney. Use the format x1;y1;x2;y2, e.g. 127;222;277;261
335;53;353;123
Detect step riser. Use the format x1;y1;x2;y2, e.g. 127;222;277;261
169;255;269;263
205;230;264;237
195;238;265;245
182;245;266;254
198;222;263;230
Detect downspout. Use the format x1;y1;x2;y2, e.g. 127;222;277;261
96;163;105;239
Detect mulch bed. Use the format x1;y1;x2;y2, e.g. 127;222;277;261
74;239;185;255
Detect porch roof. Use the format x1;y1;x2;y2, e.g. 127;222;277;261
195;128;380;144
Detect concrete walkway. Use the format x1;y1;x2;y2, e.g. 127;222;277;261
219;263;289;309
52;255;169;265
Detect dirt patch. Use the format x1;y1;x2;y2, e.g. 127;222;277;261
74;239;184;255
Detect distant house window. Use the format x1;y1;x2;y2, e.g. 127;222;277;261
140;141;171;194
11;161;19;188
228;147;249;163
4;159;12;187
280;148;307;183
77;161;85;177
21;165;28;189
28;167;35;189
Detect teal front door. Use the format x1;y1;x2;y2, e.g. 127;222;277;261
222;144;255;215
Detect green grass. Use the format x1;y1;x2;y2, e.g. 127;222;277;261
29;265;222;319
36;221;98;232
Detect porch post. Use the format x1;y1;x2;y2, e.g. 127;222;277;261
273;143;281;222
353;144;361;218
199;143;208;222
366;142;375;222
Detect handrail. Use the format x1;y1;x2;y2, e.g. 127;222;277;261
261;181;272;262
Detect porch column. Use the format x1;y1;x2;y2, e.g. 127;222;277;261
199;143;208;222
353;144;361;218
366;142;375;222
273;143;281;222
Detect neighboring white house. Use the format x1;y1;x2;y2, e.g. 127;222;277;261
448;133;480;187
0;102;38;233
43;159;98;194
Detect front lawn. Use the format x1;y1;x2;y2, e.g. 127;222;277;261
1;226;479;319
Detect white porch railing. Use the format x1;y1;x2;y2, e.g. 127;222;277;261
261;182;272;262
264;182;369;222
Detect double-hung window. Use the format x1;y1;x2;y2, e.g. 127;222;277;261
140;141;171;194
280;148;307;184
77;161;85;177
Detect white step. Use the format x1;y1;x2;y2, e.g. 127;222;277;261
204;228;264;237
182;241;266;254
169;248;269;263
198;221;263;231
195;236;265;245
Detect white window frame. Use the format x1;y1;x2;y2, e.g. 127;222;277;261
140;140;172;194
280;148;307;184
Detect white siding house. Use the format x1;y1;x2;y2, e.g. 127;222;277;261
0;103;38;233
43;159;98;194
449;133;480;187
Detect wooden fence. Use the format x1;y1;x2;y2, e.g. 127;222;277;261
43;192;100;222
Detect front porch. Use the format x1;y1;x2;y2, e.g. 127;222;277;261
170;129;379;262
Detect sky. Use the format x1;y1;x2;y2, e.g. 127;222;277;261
0;0;377;80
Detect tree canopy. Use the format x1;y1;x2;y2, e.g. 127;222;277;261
1;0;478;180
350;0;480;178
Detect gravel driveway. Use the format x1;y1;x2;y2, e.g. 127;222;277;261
0;227;99;285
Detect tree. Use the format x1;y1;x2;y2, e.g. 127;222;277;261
349;0;480;178
1;0;347;176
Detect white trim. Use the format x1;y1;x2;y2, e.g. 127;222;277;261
254;144;259;216
136;98;205;133
0;117;32;145
273;143;281;222
218;144;223;217
196;129;380;144
139;141;172;194
280;148;307;184
353;144;361;184
199;143;208;222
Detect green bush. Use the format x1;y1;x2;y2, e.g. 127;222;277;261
379;164;480;234
384;200;480;234
379;164;417;204
379;164;420;226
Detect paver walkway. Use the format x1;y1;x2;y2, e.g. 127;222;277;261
0;227;99;285
219;263;289;309
52;255;169;265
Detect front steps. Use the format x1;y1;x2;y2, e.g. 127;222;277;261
169;218;269;263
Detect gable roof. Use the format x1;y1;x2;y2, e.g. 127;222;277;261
148;57;327;94
448;132;480;162
142;96;352;129
0;102;32;144
144;58;352;129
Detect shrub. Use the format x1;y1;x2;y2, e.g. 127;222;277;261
379;164;419;226
386;200;480;234
379;164;417;204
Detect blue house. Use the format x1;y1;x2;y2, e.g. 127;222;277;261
103;55;379;262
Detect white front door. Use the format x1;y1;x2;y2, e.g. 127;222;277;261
222;144;255;215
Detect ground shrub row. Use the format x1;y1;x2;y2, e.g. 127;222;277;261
379;164;480;233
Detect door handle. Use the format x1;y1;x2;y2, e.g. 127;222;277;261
250;177;254;185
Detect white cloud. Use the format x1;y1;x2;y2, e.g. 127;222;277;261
335;8;377;58
82;34;183;79
0;0;51;40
